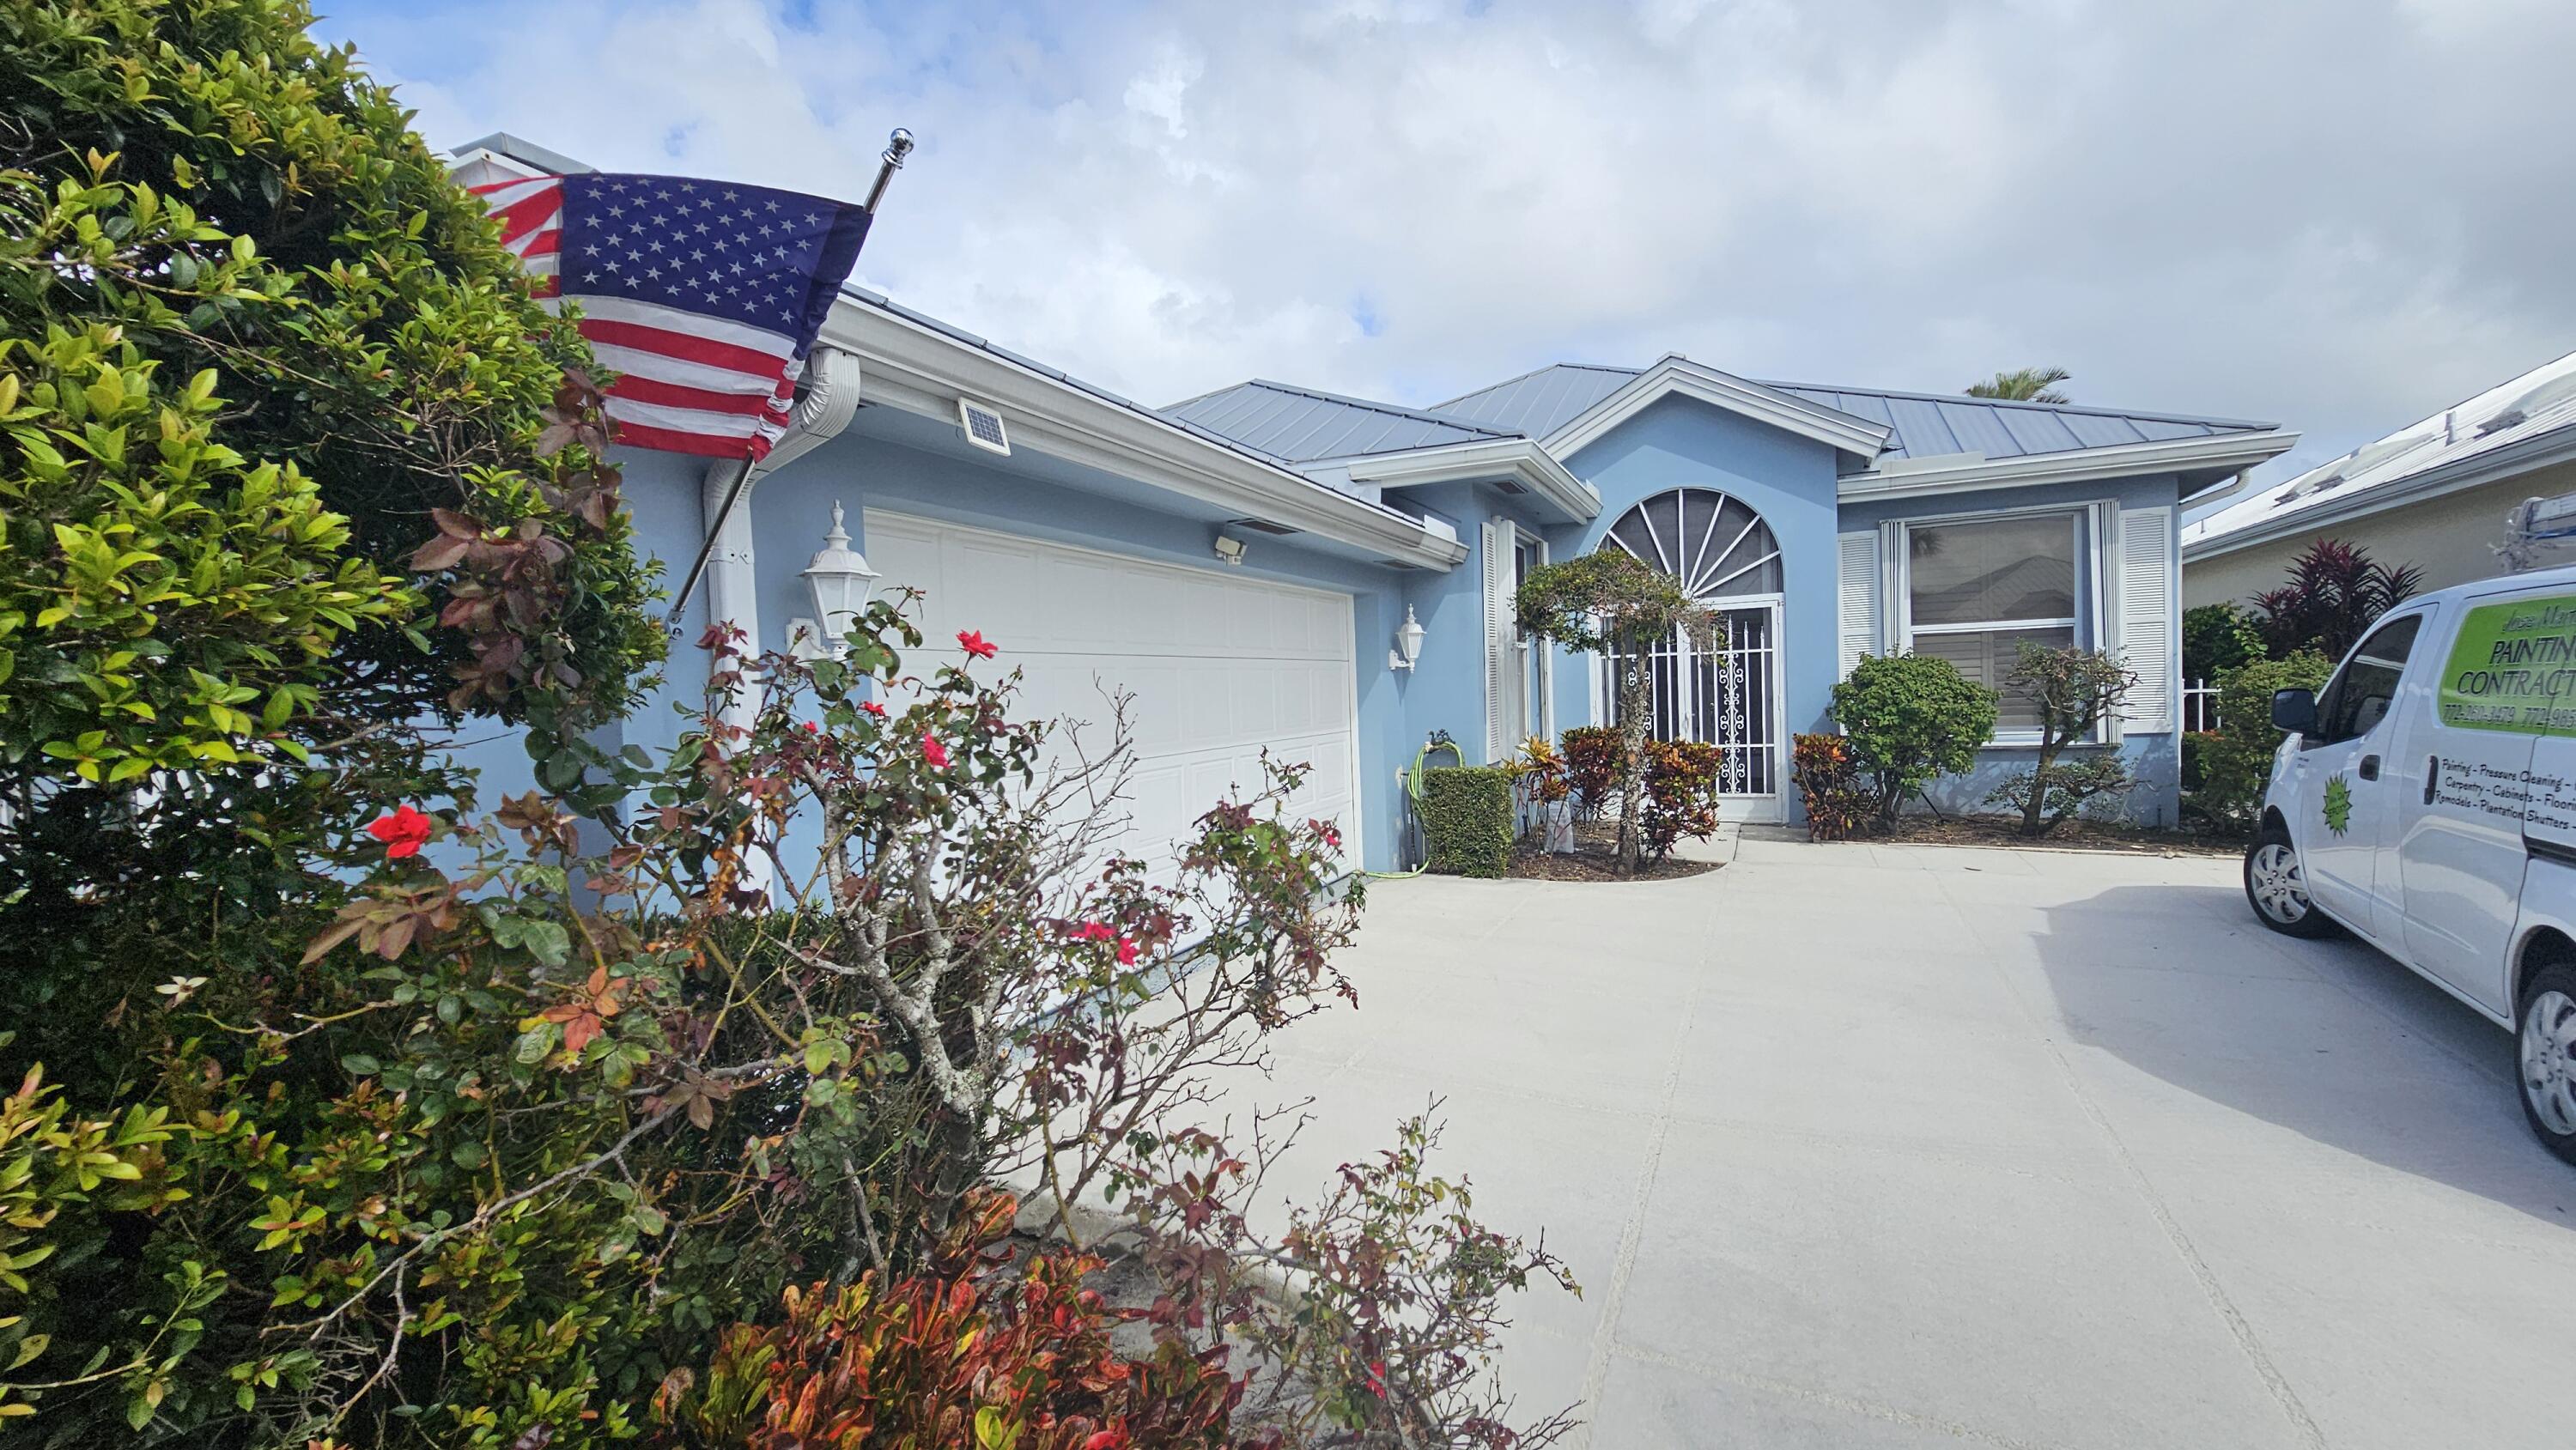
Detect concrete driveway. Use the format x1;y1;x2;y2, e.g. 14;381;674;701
1250;830;2576;1449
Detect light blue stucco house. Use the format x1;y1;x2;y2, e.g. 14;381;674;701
449;135;2300;873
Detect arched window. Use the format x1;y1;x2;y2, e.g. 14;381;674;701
1602;488;1780;599
1594;488;1783;806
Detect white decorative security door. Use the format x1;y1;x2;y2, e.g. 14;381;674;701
1601;488;1785;822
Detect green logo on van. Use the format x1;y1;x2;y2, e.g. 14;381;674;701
2439;595;2576;736
2323;774;2353;835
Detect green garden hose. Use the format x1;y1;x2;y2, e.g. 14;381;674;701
1364;733;1465;879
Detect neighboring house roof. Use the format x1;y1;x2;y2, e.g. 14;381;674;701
2184;348;2576;561
1160;379;1517;463
1434;361;2276;466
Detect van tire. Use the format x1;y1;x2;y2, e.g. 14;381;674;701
2516;962;2576;1167
2245;822;2331;938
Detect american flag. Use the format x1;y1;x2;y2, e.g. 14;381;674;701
472;172;873;459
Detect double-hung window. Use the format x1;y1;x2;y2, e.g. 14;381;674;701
1900;510;2084;736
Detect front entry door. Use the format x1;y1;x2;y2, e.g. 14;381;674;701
1619;600;1783;822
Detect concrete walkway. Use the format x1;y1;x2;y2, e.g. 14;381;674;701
1250;831;2576;1449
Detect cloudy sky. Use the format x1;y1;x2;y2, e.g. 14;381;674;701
321;0;2576;488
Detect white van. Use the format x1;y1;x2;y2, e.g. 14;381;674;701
2244;562;2576;1164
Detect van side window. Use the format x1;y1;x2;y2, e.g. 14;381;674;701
2312;613;2422;745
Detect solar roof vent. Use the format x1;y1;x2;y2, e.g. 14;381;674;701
1229;518;1301;536
957;397;1011;456
2479;408;2529;439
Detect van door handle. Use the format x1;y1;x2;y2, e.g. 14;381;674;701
2423;754;2439;805
2358;754;2379;781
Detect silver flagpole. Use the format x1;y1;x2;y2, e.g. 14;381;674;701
664;128;914;636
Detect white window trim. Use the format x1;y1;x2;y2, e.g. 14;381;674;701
1488;519;1551;760
1891;501;2113;748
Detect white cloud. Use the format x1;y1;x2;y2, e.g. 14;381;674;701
326;0;2576;479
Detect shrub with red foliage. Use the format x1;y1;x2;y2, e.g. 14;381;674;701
656;1190;1242;1450
1790;733;1872;841
2251;537;2423;663
1558;727;1620;822
1639;739;1722;861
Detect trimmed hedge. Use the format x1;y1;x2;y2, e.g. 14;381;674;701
1419;766;1516;878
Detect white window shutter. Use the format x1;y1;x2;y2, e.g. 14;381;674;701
1837;531;1880;679
2117;505;2175;731
1482;519;1508;762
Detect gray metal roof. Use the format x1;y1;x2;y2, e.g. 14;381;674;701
1433;363;1638;438
1431;362;2276;464
1159;379;1517;464
1759;380;2275;462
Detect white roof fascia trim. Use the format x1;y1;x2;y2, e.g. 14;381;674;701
1543;356;1893;463
813;305;1467;570
1339;439;1602;523
1838;430;2301;504
2183;425;2576;562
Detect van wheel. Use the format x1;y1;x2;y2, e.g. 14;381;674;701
2245;823;2330;937
2517;962;2576;1167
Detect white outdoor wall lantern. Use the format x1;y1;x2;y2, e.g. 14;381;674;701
1389;604;1426;672
787;501;879;660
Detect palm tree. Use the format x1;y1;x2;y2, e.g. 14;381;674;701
1966;366;2073;403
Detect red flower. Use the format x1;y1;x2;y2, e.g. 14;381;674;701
1116;937;1140;967
1366;1359;1388;1398
1069;921;1115;943
957;628;997;659
860;700;887;718
920;732;950;768
800;720;821;733
366;804;434;860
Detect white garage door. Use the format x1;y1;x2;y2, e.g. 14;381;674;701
864;512;1359;878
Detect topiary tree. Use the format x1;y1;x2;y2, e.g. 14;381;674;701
1516;550;1716;872
1827;652;1999;824
2251;537;2421;663
1988;642;2137;835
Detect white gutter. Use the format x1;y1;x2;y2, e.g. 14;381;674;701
815;300;1468;570
1838;429;2300;503
1338;437;1601;525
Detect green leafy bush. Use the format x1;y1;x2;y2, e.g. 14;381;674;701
1419;765;1516;877
0;0;665;1010
2190;651;2332;832
1827;652;1998;822
2184;602;2264;683
1791;732;1872;840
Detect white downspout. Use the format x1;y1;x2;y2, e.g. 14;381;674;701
696;346;866;738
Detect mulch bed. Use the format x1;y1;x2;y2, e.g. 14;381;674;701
1506;820;1722;881
1860;814;2243;857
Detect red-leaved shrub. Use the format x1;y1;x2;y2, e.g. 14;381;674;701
657;1190;1242;1450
